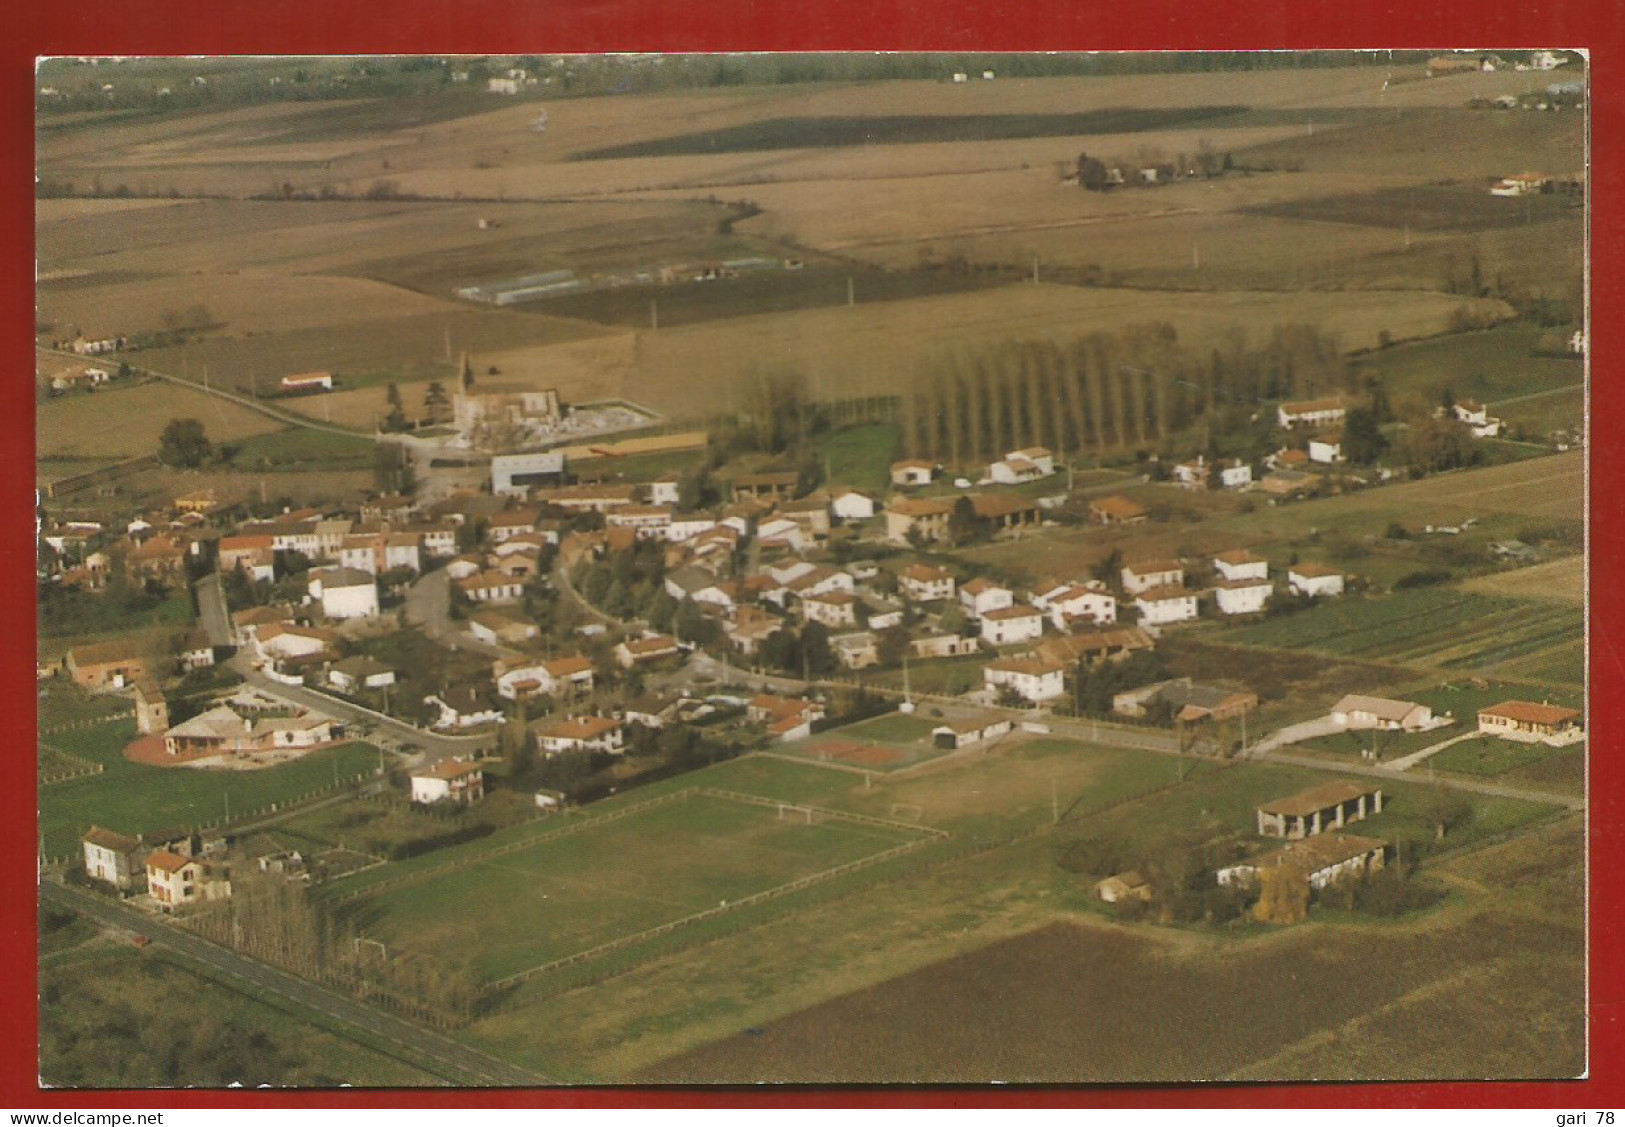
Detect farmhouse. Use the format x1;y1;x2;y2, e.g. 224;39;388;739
278;371;334;394
147;850;231;912
1115;678;1257;723
1330;694;1434;731
1276;397;1345;429
1307;434;1343;464
1287;563;1344;598
890;459;936;487
410;759;486;805
980;604;1045;646
65;640;148;691
1213;576;1273;616
1477;700;1584;745
1256;782;1385;839
989;447;1055;484
800;591;860;630
539;715;626;755
606;505;674;540
971;493;1040;532
536;484;639;513
614;634;681;668
255;623;337;663
1489;171;1550;196
83;827;145;891
1217;833;1387;893
1122;559;1183;595
1172;455;1252;491
932;714;1013;750
163;705;341;756
983;657;1067;703
1134;585;1199;626
1034;626;1155;666
900;563;955;602
747;694;827;731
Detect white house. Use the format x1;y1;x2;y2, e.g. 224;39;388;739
890;459;936;487
1452;400;1503;438
458;571;525;604
424;688;504;730
648;478;681;506
1213;549;1268;583
254;624;334;663
1288;563;1344;598
1330;694;1435;732
82;827;144;891
983;657;1066;703
1134;585;1199;626
410;759;486;805
1040;583;1117;630
536;715;624;755
615;634;681;668
1308;435;1344;464
147;850;230;912
831;489;878;522
328;656;396;692
1122;559;1183;596
989;447;1055;484
1213;577;1273;616
1277;397;1346;430
833;631;880;670
931;714;1012;749
494;654;595;700
800;591;860;630
959;577;1015;618
980;605;1045;646
307;567;378;620
900;563;956;602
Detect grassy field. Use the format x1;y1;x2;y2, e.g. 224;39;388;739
1460;556;1584;603
36;714;381;859
1348;322;1584;421
337;790;928;982
226;426;377;472
816;423;899;493
1243;183;1576;234
37;378;283;457
40;945;447;1087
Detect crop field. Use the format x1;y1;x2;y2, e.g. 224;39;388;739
1459;556;1584;603
1220;588;1583;672
38;379;282;457
642;907;1580;1083
36;715;381;859
335;789;929;983
622;283;1510;418
1495;639;1585;686
1243;183;1576;233
225;427;377;472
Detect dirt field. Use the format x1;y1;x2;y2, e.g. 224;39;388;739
1460;556;1585;603
38;380;282;457
641;906;1581;1082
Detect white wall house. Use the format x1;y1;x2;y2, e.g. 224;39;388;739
1213;550;1268;583
1134;586;1199;626
959;578;1014;618
983;658;1066;703
1277;398;1346;429
831;490;878;522
536;716;624;755
1308;437;1343;464
1213;578;1272;616
1042;584;1117;630
410;759;486;805
900;564;956;602
1122;560;1183;595
980;605;1045;646
890;459;936;487
1288;564;1344;598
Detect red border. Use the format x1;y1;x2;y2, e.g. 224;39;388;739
12;0;1615;1109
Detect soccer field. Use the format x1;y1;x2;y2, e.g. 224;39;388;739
346;791;928;983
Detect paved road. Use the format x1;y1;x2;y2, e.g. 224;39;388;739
1255;746;1582;811
405;569;521;662
41;880;552;1087
196;573;234;648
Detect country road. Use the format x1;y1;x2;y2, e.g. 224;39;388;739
41;880;553;1088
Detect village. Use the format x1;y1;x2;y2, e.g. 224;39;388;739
34;50;1586;1087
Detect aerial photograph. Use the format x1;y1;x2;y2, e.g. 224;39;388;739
34;50;1586;1087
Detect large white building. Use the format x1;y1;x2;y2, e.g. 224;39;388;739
307;567;379;620
1213;577;1272;616
980;605;1045;646
1134;585;1199;626
982;657;1066;703
1288;563;1345;598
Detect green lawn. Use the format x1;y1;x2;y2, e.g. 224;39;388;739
38;716;382;859
1351;322;1584;421
227;427;376;472
39;682;133;728
1428;735;1568;778
344;790;926;982
818;423;900;494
